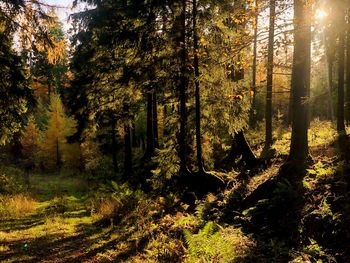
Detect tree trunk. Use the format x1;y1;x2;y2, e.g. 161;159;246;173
288;0;311;162
152;92;159;148
327;57;335;122
111;117;118;173
123;123;132;179
249;0;259;128
265;0;276;149
145;92;154;158
337;13;346;135
345;9;350;125
220;131;257;169
179;0;189;175
193;0;205;173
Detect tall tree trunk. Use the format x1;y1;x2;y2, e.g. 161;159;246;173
249;0;259;127
288;0;311;162
265;0;276;149
327;58;335;122
345;9;350;125
193;0;205;173
123;123;132;179
179;0;189;175
111;117;118;173
145;92;154;157
152;92;159;148
337;13;346;135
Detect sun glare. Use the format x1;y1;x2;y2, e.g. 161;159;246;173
315;9;328;20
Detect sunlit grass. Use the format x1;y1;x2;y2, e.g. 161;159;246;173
0;194;37;218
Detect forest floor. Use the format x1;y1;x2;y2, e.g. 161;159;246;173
1;121;350;262
0;174;121;263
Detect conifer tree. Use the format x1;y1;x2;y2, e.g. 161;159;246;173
40;93;76;171
20;116;40;167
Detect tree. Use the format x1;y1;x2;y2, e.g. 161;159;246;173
249;0;259;127
288;0;311;162
40;93;76;171
265;0;276;150
0;30;34;145
20;116;40;167
178;0;190;175
336;5;346;135
31;11;69;100
193;0;205;173
346;8;350;124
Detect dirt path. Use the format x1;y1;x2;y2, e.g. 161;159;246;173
0;174;105;263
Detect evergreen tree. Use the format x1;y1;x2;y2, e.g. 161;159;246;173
40;93;77;171
20;116;40;167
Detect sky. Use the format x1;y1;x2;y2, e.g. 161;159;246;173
42;0;76;32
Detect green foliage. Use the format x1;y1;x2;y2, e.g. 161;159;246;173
0;166;27;194
151;137;180;188
307;161;335;178
184;221;253;262
0;31;33;145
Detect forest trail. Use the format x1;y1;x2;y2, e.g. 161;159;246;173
0;174;107;263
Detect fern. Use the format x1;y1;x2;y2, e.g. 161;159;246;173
184;222;253;262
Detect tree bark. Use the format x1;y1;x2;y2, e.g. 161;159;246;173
288;0;311;162
123;123;132;179
249;0;259;128
179;0;189;175
345;9;350;125
265;0;276;149
327;57;335;122
193;0;205;173
152;92;159;148
111;117;118;173
145;92;154;158
337;12;346;135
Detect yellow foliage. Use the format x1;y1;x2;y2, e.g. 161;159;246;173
40;93;79;170
20;116;40;165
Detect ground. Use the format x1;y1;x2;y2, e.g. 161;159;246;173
1;121;350;262
0;174;123;262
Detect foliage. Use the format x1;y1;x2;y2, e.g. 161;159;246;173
0;166;27;194
0;31;33;145
20;116;41;167
40;93;78;170
184;221;254;263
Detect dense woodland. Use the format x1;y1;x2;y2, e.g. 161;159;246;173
1;0;350;262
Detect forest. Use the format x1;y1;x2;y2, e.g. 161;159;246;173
1;0;350;262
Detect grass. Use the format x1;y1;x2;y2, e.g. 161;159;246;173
0;194;37;218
